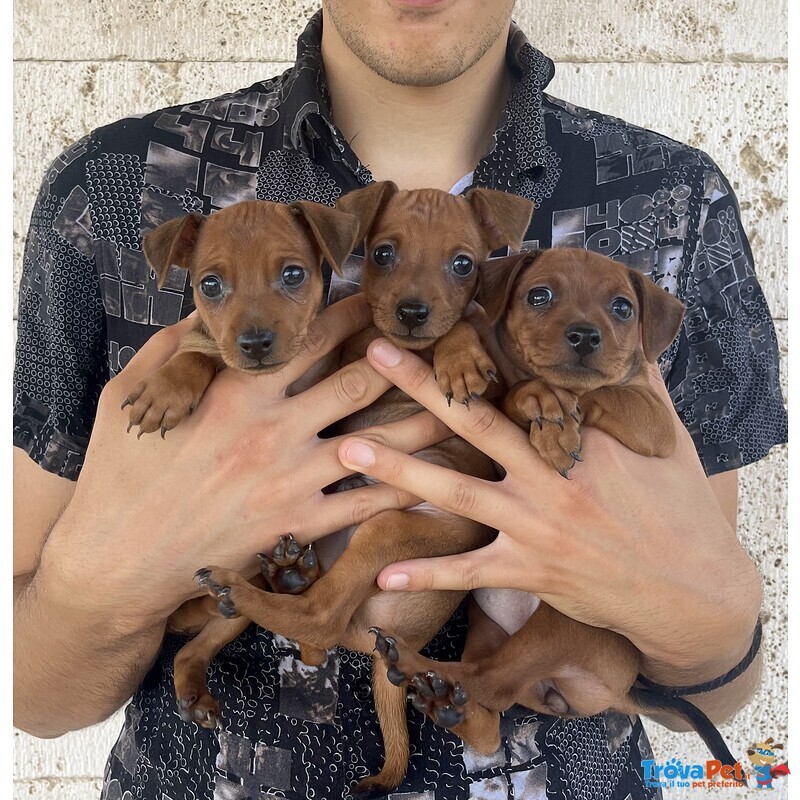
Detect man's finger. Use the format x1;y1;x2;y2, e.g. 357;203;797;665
338;436;504;529
376;550;492;592
365;338;541;472
280;294;373;384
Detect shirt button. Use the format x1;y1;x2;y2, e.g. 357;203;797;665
354;682;372;702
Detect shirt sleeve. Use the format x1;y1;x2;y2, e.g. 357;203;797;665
13;133;109;481
662;161;787;476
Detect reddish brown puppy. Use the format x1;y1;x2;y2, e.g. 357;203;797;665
194;181;535;792
128;198;360;727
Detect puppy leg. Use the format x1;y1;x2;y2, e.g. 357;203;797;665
125;350;216;436
173;614;250;729
196;510;487;652
353;659;410;794
433;321;498;406
581;383;676;457
504;379;583;476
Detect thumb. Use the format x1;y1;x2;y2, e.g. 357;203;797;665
377;549;491;592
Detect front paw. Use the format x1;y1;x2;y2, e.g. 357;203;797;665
505;381;583;477
122;374;201;438
434;350;498;407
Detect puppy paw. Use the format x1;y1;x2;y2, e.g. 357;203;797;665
434;351;498;407
176;689;221;730
505;380;583;476
123;374;202;438
257;534;320;595
194;568;242;619
371;627;469;729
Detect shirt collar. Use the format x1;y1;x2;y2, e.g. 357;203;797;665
280;11;556;188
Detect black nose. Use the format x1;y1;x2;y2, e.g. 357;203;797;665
396;301;430;329
237;329;275;360
565;325;601;357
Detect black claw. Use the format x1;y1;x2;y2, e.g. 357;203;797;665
534;416;543;430
371;628;399;663
412;674;435;699
571;451;583;462
570;411;581;424
127;421;135;434
387;665;408;686
556;417;564;430
446;392;453;407
461;396;471;409
161;426;167;439
486;369;498;383
120;398;132;410
559;467;570;480
194;568;212;584
409;690;428;713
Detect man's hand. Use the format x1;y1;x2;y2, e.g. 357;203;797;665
37;295;450;631
338;339;762;688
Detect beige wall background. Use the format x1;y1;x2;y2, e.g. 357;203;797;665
13;1;788;798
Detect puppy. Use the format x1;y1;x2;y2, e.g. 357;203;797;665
369;249;741;770
127;198;361;727
194;181;534;792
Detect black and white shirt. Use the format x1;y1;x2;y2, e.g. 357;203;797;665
14;12;787;800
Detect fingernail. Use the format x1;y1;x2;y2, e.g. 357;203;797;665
384;573;410;589
344;440;375;468
371;340;402;368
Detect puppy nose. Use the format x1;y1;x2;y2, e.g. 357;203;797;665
565;325;602;357
396;301;430;329
237;329;275;360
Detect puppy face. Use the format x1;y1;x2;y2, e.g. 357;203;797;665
484;248;684;393
337;182;533;349
143;200;358;372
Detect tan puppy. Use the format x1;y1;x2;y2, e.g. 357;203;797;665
194;181;534;792
127;198;360;727
368;249;735;769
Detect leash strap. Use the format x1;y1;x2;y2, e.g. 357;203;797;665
636;618;762;698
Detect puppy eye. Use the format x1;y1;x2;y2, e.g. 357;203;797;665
527;287;553;307
451;255;474;277
281;265;307;288
373;244;395;267
199;275;223;299
610;297;634;320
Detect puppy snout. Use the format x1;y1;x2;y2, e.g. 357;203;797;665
237;329;275;361
396;300;430;330
565;324;602;357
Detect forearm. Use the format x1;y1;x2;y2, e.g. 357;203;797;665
13;568;165;738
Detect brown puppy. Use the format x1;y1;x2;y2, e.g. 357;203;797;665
368;249;743;763
128;198;360;726
194;181;534;792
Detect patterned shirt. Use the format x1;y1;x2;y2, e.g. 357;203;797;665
13;12;787;800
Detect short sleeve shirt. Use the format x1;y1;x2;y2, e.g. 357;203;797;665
13;12;787;800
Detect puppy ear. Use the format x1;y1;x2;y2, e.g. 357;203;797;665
465;188;534;251
290;201;361;277
477;250;540;325
628;271;685;362
142;214;205;288
335;181;399;245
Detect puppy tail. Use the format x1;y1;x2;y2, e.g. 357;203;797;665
628;686;747;785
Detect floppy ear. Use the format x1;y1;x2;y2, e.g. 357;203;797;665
628;271;685;362
477;250;541;325
289;201;361;277
142;214;205;288
335;181;399;245
465;188;534;251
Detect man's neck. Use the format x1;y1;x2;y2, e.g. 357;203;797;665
322;19;512;192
